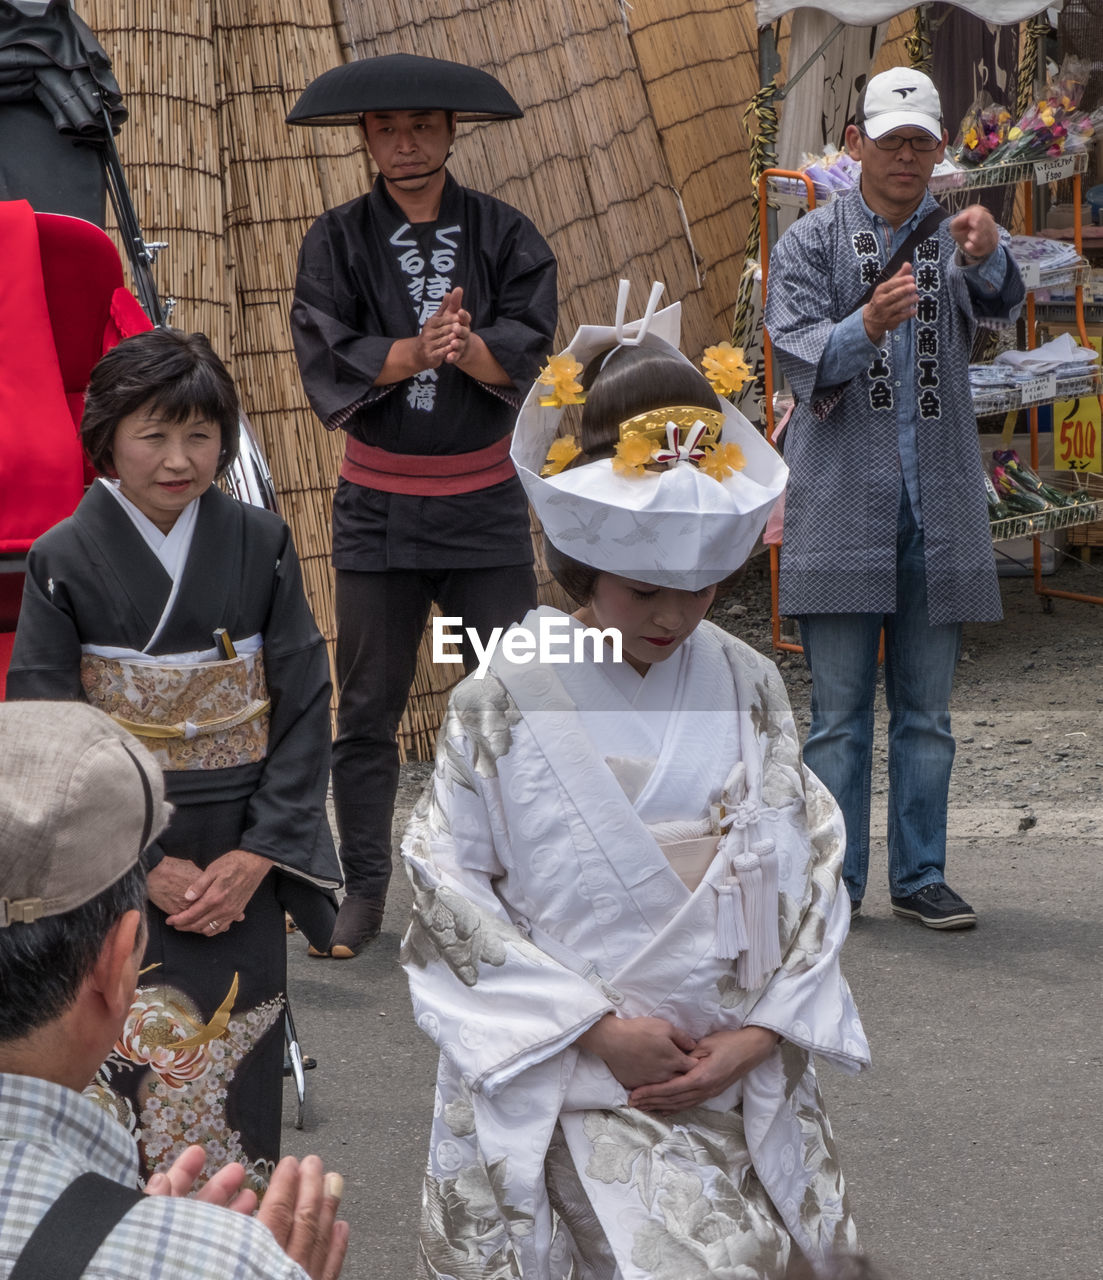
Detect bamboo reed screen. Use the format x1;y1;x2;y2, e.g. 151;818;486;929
79;0;910;760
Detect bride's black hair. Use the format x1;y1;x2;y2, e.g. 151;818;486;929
567;338;722;466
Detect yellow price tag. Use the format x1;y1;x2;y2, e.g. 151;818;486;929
1044;328;1103;474
1052;398;1103;473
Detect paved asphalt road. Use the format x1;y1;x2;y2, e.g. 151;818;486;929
282;819;1102;1280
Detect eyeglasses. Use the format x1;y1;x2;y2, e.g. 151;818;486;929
862;131;942;153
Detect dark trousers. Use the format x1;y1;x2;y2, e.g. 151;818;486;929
332;564;536;900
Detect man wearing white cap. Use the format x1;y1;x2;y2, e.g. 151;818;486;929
765;67;1024;930
0;702;347;1279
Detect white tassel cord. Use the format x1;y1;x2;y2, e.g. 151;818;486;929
734;839;782;990
715;877;750;959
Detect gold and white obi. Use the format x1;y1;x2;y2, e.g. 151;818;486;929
80;636;270;772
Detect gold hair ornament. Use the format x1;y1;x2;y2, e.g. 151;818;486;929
701;342;753;398
536;353;585;407
612;407;735;479
540;434;582;476
618;405;724;447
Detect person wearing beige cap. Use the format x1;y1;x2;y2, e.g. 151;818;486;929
0;702;348;1280
765;67;1025;931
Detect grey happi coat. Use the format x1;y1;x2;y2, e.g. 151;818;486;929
765;187;1025;625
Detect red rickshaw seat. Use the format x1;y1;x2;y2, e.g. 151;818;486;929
0;199;152;688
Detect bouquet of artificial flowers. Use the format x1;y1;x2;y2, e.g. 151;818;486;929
989;56;1094;167
953;93;1013;167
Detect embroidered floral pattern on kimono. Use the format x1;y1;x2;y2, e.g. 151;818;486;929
88;981;284;1193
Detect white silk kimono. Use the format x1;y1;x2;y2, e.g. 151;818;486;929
402;608;869;1280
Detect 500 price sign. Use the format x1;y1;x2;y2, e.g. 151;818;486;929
1055;401;1102;473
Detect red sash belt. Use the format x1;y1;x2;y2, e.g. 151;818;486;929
340;433;516;496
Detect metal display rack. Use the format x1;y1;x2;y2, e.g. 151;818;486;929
929;148;1088;195
1033;299;1103;325
757;152;1103;653
976;256;1088;330
1019;257;1089;293
989;494;1101;543
1012;159;1103;608
970;366;1102;417
768;150;1089;205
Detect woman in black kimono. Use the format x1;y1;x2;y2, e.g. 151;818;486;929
7;328;341;1191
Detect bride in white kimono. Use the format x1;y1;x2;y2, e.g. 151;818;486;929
402;288;869;1279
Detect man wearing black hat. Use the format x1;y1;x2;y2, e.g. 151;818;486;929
289;54;557;957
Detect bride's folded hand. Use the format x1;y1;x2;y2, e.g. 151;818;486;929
576;1013;697;1090
627;1025;782;1113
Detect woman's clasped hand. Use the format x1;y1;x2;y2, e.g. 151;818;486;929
577;1011;782;1112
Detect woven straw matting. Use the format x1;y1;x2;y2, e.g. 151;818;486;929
83;0;909;759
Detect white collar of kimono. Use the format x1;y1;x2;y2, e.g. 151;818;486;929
99;478;200;654
498;608;740;824
560;610;680;752
511;282;788;591
99;477;199;576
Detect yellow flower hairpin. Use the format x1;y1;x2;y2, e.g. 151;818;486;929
701;342;753;398
698;441;747;482
612;434;655;477
541;434;582;476
537;353;586;408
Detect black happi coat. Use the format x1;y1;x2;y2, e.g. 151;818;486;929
291;174;557;572
8;483;340;1183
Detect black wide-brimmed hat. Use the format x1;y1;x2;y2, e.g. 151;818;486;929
286;52;523;126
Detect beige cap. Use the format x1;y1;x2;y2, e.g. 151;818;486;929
0;702;170;927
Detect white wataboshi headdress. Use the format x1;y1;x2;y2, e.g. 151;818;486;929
512;281;788;590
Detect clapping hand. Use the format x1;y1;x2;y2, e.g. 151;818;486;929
414;287;471;368
862;263;918;344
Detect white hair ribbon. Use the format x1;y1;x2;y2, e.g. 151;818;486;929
613;279;666;346
653;418;708;467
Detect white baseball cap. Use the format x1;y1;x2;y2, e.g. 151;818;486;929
859;67;942;140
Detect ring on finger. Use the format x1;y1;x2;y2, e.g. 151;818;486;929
208;920;220;931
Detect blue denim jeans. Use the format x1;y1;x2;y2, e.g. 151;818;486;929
799;493;962;902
